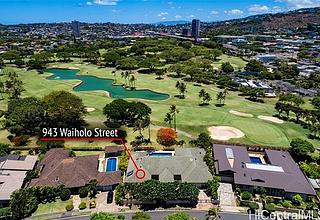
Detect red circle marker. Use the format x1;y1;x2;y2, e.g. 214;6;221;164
135;169;146;179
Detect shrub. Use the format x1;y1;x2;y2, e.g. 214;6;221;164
206;176;220;200
241;191;252;201
117;214;125;220
292;194;304;206
249;202;259;210
282;201;291;208
156;128;177;147
79;187;89;198
65;204;74;211
264;203;275;213
12;135;30;146
59;188;71;201
78;202;87;210
132;212;151;220
253;186;267;195
207;208;218;218
0;207;11;217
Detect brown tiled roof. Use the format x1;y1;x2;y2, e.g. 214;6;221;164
213;144;316;196
105;146;124;154
30;148;121;188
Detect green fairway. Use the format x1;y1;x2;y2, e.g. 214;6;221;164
1;57;319;148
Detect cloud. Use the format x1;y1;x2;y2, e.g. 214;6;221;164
93;0;119;5
248;4;269;14
187;14;196;19
86;1;93;5
175;15;182;19
224;9;244;15
210;10;219;15
158;12;169;17
276;0;320;9
272;6;283;13
168;1;174;5
112;9;120;13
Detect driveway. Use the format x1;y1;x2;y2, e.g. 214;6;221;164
217;183;240;213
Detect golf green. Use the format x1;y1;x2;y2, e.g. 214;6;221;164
46;68;169;101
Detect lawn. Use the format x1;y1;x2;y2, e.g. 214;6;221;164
1;56;319;148
33;199;72;215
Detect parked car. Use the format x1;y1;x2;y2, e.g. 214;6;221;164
107;191;114;204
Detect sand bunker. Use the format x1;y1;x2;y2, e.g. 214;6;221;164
258;116;284;124
85;107;96;112
208;126;245;141
229;110;253;118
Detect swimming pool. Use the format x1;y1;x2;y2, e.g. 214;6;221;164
249;156;262;164
106;158;117;172
46;68;169;100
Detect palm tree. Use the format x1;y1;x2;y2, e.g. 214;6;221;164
176;81;187;99
216;92;224;106
199;89;206;105
87;179;98;198
112;70;117;84
0;81;4;100
164;112;174;128
203;92;212;105
121;71;125;85
169;105;179;131
124;71;130;87
129;75;136;89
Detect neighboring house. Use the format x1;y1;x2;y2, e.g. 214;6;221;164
29;148;121;192
274;81;318;97
105;146;124;157
213;144;316;198
124;148;212;188
0;155;37;205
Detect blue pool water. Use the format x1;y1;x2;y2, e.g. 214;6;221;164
149;152;173;157
45;68;169;100
106;158;117;172
249;157;262;164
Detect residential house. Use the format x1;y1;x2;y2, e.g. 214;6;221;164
213;144;316;198
0;155;37;205
29;148;121;192
124;148;212;188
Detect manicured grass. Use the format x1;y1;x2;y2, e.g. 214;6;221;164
74;151;105;157
212;54;247;70
33;199;72;215
1;57;319;148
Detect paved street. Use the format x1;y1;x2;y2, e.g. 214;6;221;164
57;210;207;220
55;212;263;220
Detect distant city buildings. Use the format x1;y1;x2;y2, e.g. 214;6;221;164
71;20;80;38
182;28;191;37
191;19;200;38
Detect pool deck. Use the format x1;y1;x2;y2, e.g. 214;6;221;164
98;157;118;173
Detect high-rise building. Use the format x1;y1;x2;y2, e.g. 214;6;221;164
191;19;200;38
71;20;80;38
182;28;192;37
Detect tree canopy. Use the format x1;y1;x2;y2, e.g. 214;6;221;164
5;97;46;135
290;138;315;160
43;91;86;128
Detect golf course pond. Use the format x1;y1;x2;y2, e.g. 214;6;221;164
46;68;169;100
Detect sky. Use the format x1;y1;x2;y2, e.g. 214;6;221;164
0;0;320;24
